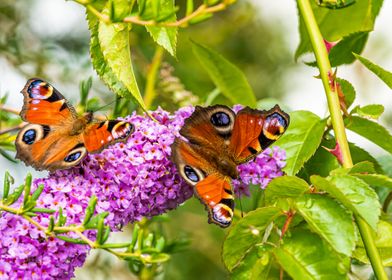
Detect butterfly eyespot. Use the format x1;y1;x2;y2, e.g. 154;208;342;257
64;152;82;163
263;113;288;140
184;165;199;182
210;112;231;127
28;80;53;99
22;129;36;145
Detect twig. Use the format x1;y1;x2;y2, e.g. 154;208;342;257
0;105;20;115
0;123;25;135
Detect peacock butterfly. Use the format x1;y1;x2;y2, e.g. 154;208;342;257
15;78;134;172
171;105;289;227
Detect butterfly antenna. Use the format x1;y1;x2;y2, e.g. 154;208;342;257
92;99;117;113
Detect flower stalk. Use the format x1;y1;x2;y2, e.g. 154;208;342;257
296;0;387;278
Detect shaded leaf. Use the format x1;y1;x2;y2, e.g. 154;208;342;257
274;111;327;176
329;32;368;67
345;116;392;154
273;229;349;280
312;175;380;230
354;53;392;89
349;142;384;174
295;194;356;256
353;220;392;266
223;207;282;271
192;41;257;107
296;0;383;59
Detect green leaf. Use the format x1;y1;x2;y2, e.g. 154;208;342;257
348;161;376;174
57;235;87;245
354;53;392;89
84;212;109;229
109;0;133;22
336;78;356;108
351;104;384;119
274;111;327;176
2;171;13;200
141;0;177;56
192;41;257;107
345;116;392;154
351;173;392;189
140;252;170;263
223;207;282;271
295;194;356;256
353;220;392;266
87;3;147;112
329;32;368;67
312;175;380;230
265;176;309;203
232;247;273;280
296;0;383;60
274;229;349;280
349;142;384;174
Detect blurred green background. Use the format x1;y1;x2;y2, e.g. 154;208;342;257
1;0;392;279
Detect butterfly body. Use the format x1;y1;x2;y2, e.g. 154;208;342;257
171;105;289;227
15;78;134;172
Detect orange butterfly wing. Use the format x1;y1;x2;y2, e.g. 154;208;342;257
83;120;134;153
171;138;235;227
20;78;77;125
15;79;134;171
195;174;234;227
229;105;290;163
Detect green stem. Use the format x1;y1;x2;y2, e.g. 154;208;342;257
296;0;387;279
143;46;164;109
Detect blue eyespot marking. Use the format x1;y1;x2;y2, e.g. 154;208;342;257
64;152;82;163
184;165;199;182
22;129;36;145
210;112;231;127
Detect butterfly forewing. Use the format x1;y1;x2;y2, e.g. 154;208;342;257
20;78;77;125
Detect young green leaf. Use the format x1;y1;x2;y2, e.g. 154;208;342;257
274;111;327;176
2;171;13;200
351;104;384;119
192;41;257;107
31;184;44;201
140;0;178;56
336;78;356;108
273;229;350;280
87;2;148;112
351;173;392;189
345;116;392;154
265;176;309;203
23;173;32;206
57;235;88;245
311;175;380;230
222;207;282;271
4;184;24;206
353;53;392;89
295;194;356;256
348;161;376;174
84;212;109;229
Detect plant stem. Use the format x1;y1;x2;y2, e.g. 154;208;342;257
296;0;387;279
144;47;164;110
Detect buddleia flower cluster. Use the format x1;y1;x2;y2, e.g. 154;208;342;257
0;106;286;279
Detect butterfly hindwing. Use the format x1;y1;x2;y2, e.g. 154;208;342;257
83;120;134;153
171;139;234;227
229;105;290;163
15;124;87;171
20;78;77;125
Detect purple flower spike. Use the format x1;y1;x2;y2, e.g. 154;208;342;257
0;106;286;279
